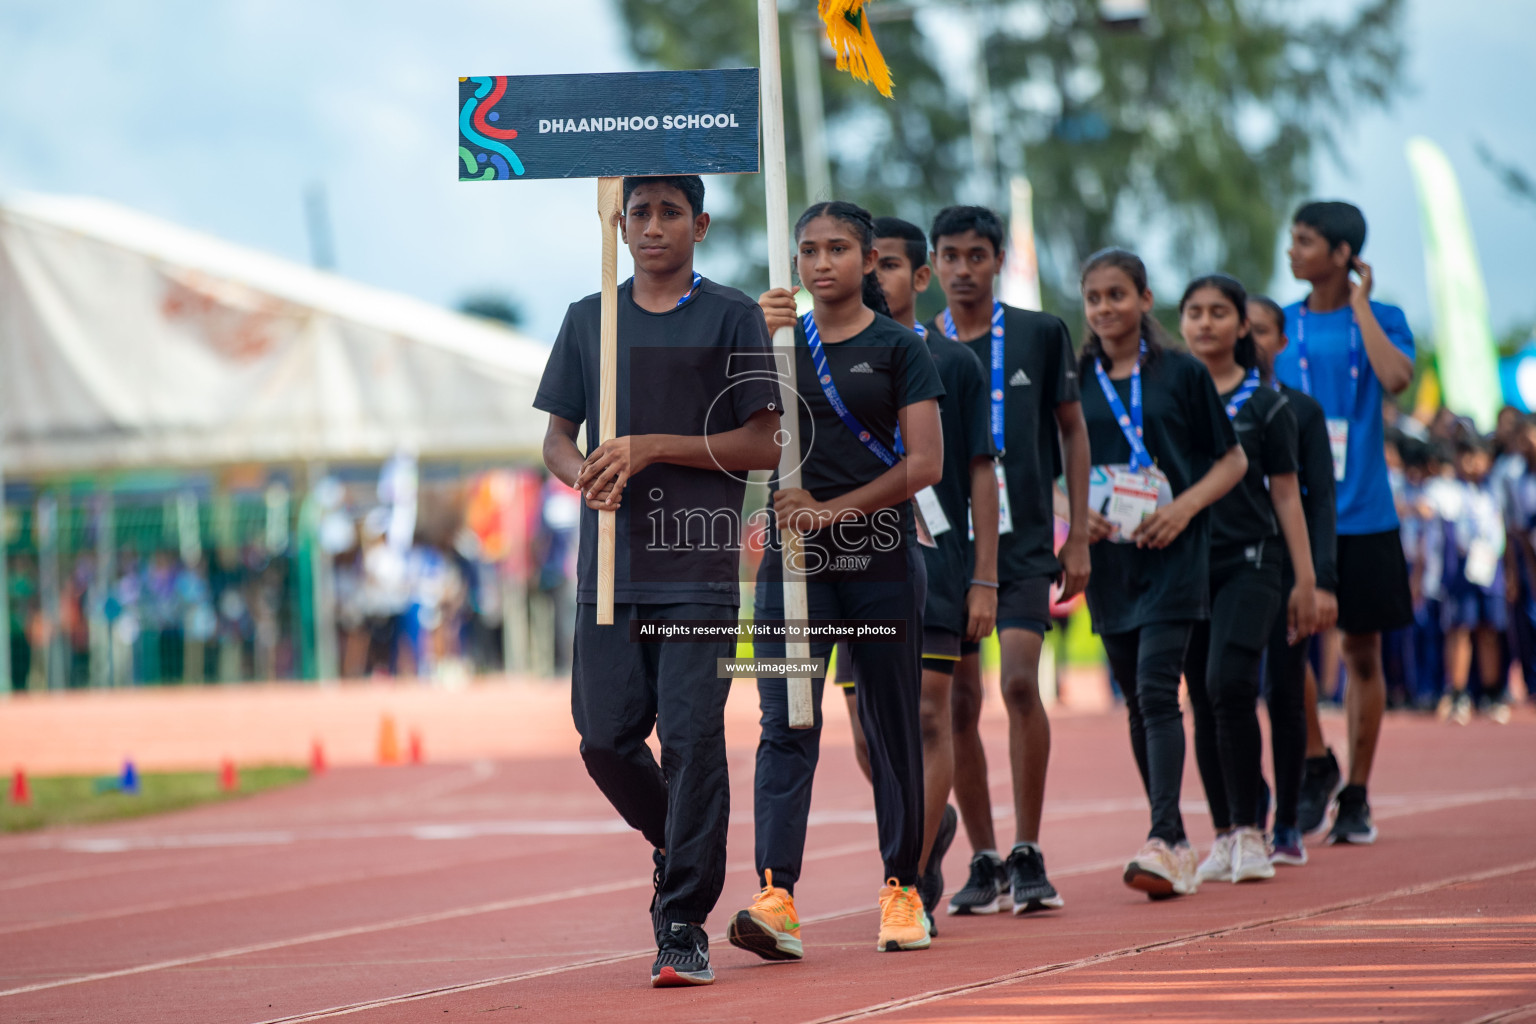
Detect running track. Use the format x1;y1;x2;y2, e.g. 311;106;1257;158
3;690;1534;1023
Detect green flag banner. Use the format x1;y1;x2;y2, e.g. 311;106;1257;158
1406;136;1500;431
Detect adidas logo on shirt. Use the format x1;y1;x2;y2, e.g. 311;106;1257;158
849;361;875;374
1009;368;1031;387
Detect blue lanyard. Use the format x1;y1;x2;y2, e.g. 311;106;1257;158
912;321;927;340
802;311;903;468
940;299;1006;455
625;271;702;308
1294;303;1359;404
1093;340;1152;472
1225;367;1262;419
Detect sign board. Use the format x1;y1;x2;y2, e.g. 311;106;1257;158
458;69;761;181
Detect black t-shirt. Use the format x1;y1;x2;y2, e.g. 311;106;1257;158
920;336;996;635
929;306;1080;584
1080;349;1237;634
1283;384;1339;591
1209;382;1298;549
533;278;779;606
766;313;946;555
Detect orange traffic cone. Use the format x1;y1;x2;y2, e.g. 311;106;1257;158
9;768;30;806
378;715;401;765
408;730;424;765
310;740;327;775
219;759;239;792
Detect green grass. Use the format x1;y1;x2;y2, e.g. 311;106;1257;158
1;766;310;833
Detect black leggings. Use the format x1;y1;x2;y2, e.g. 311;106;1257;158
1264;562;1308;832
1186;543;1283;832
1101;622;1195;846
752;545;927;893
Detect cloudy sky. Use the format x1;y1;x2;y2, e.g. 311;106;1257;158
2;0;1532;346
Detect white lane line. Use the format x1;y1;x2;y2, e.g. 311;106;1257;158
801;855;1536;1024
245;855;1133;1024
34;786;1536;854
1464;998;1536;1024
0;878;647;999
248;850;1536;1024
6;787;1531;1002
0;842;578;938
0;847;272;894
0;838;873;1000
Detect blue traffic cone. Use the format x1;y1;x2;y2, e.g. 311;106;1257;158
119;759;140;795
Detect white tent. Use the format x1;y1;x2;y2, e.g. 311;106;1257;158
0;193;552;476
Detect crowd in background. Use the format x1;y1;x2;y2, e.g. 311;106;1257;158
13;406;1536;702
1372;403;1534;720
3;471;581;690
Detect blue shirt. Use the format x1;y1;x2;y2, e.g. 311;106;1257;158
1274;299;1414;535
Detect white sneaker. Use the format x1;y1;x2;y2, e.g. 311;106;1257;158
1197;832;1236;883
1124;838;1198;899
1171;841;1200;895
1232;826;1276;882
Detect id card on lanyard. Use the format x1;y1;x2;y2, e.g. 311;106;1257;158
942;300;1014;536
1091;341;1167;540
802;311;936;547
1295;305;1357;482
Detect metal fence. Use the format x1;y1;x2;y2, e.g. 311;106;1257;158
3;468;576;692
4;484;300;691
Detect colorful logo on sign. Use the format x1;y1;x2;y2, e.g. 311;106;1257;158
459;76;525;179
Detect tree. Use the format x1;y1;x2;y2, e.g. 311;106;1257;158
614;0;1405;317
456;292;526;328
1477;141;1536;211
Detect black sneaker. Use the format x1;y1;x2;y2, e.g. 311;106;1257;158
651;922;714;987
1006;844;1064;914
918;804;958;935
946;852;1006;915
1297;748;1342;835
1326;784;1378;845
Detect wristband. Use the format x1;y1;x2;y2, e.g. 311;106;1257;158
970;579;999;589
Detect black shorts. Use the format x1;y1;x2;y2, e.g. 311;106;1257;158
1335;529;1413;635
997;576;1052;635
836;629;972;687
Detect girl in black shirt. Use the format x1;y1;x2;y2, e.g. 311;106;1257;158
1179;274;1318;887
1250;295;1338;867
733;201;945;957
1077;249;1247;900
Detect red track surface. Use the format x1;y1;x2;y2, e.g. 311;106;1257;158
3;687;1534;1024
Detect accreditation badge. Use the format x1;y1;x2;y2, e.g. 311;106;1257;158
995;463;1014;535
1326;418;1349;482
1090;464;1172;543
914;486;952;537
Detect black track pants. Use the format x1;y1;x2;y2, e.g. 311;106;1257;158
1101;621;1195;846
1186;543;1284;832
571;602;734;926
752;546;927;893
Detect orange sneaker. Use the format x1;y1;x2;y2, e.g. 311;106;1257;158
876;879;931;951
727;870;802;961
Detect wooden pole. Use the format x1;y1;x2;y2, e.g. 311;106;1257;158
759;0;814;728
596;176;622;626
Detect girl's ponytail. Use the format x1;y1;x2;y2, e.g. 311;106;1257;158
862;269;892;318
795;200;890;317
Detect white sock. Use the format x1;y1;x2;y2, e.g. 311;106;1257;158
976;848;1001;864
1011;841;1041;856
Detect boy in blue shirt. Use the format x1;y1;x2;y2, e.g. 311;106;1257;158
1272;201;1415;845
